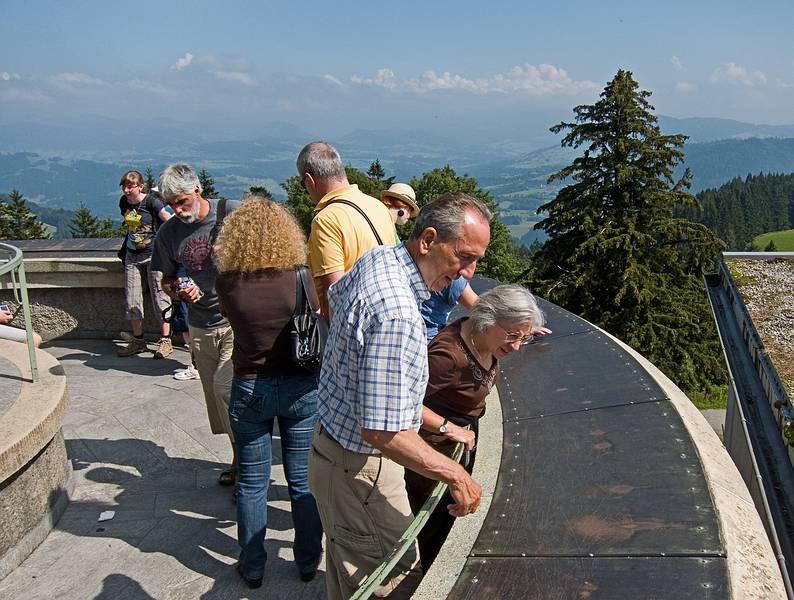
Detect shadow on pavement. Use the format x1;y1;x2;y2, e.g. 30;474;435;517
46;338;189;378
58;438;308;598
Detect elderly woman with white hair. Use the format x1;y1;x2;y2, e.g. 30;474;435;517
405;283;546;568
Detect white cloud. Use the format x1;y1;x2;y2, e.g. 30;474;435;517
710;62;767;86
322;74;344;86
350;63;597;96
671;56;685;72
675;82;696;93
213;70;255;86
351;68;401;90
47;73;111;93
775;78;794;89
48;72;110;87
127;79;175;97
173;52;194;71
1;71;21;81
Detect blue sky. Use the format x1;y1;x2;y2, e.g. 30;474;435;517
2;1;794;140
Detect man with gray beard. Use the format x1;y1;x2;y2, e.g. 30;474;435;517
151;163;240;486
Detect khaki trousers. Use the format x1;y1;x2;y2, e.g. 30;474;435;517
188;324;234;436
308;424;422;600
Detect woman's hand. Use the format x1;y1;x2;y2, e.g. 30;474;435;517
445;424;477;451
531;325;552;336
0;310;13;325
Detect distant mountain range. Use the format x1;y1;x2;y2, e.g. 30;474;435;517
1;116;793;237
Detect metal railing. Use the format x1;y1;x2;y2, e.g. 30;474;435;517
350;443;464;600
0;242;39;382
705;254;794;597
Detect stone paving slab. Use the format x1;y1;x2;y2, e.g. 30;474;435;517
0;339;326;599
0;356;21;419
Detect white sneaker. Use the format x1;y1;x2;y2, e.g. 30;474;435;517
173;365;200;380
120;331;135;341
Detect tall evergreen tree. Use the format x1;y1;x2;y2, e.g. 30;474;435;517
198;169;217;198
367;159;386;180
144;166;155;191
528;70;725;394
0;189;50;239
248;185;273;199
68;203;123;238
68;203;102;238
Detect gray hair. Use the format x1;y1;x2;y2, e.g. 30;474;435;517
409;192;492;242
296;141;346;180
158;163;201;199
470;284;545;332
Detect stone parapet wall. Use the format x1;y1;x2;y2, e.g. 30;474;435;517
0;257;164;339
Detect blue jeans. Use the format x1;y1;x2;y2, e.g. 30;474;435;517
229;374;323;580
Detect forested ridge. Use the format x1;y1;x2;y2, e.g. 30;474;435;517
683;172;794;249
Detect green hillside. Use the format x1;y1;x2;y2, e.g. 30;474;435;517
753;229;794;251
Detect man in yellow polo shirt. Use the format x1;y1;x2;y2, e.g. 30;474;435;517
296;141;396;320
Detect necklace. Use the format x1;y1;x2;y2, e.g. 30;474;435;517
469;329;489;367
459;328;497;390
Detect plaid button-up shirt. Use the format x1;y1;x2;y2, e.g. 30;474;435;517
318;243;430;454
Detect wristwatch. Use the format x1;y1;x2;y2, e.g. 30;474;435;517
439;419;449;434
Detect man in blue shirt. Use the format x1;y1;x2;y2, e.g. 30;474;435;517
421;275;478;342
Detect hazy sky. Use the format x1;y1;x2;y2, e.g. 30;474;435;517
2;0;794;139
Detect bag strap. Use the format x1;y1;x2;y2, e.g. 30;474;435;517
292;266;305;318
292;265;318;317
321;198;384;245
210;198;228;244
299;266;319;312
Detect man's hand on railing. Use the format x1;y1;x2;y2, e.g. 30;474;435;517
447;466;482;517
361;427;482;517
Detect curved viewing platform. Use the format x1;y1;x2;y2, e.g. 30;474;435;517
411;280;784;599
0;259;786;598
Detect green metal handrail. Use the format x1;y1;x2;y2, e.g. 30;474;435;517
350;442;465;600
0;242;38;382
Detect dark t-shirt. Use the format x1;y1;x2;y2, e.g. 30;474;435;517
423;317;499;426
216;268;314;378
150;198;239;328
119;194;165;256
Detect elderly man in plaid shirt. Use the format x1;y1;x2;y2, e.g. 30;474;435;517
308;192;491;600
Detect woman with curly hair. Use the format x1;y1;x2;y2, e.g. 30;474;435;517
215;196;323;589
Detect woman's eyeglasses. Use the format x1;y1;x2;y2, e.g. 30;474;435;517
496;323;534;345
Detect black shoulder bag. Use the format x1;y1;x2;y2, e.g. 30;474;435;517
290;266;329;372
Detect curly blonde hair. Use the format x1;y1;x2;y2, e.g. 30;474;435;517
215;196;307;273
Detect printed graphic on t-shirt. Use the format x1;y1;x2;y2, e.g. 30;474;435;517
179;235;214;272
124;209;155;250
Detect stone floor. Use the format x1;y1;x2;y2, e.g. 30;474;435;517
0;339;326;599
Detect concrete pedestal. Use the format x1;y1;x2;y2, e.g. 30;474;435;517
0;341;71;580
